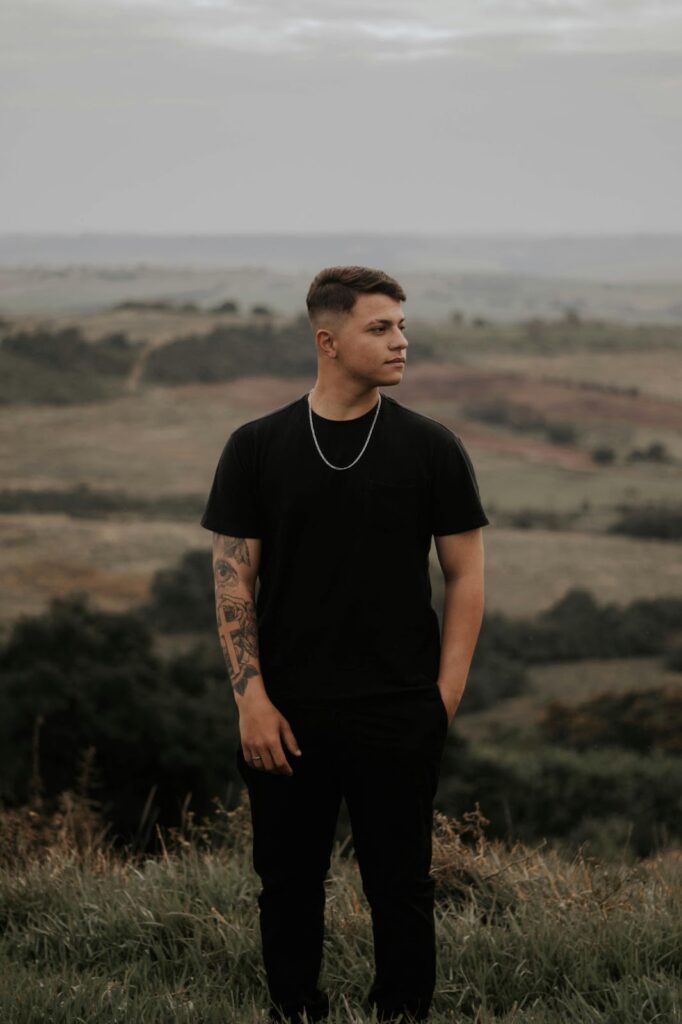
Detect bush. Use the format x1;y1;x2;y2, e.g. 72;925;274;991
0;351;124;406
546;422;577;444
538;686;682;755
626;441;673;463
142;549;216;633
438;740;682;856
143;320;312;383
609;502;682;540
591;445;616;464
143;314;436;386
0;484;203;521
481;588;681;663
0;593;238;849
3;326;135;377
211;300;239;313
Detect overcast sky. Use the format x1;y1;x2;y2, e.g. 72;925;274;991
2;0;681;235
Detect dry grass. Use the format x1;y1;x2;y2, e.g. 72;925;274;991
466;349;682;404
1;786;680;1022
0;355;680;631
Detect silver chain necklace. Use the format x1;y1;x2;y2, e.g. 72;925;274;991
307;389;382;471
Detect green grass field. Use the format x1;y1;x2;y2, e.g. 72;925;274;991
1;794;680;1024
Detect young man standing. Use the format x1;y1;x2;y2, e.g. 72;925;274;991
200;266;489;1024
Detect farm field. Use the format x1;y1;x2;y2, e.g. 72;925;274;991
1;306;678;678
467;347;682;404
1;512;680;638
3;261;682;321
1;360;680;496
0;326;680;637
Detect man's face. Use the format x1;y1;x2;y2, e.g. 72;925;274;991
317;293;408;386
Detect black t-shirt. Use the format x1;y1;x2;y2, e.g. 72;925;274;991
200;391;490;703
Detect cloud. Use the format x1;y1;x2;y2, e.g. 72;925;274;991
6;0;682;62
1;0;680;233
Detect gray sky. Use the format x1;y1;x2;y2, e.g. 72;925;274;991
2;0;681;234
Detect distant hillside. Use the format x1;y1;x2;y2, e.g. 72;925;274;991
3;231;682;281
2;263;682;321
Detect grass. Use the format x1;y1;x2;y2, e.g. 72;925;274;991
0;791;680;1023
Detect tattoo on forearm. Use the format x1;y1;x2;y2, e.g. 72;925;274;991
219;536;251;565
214;537;250;597
212;535;261;696
215;557;239;598
218;595;260;695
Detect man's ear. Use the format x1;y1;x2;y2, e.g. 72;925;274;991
317;330;338;359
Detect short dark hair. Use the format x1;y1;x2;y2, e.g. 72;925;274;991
306;265;406;329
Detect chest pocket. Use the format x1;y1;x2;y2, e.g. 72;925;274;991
363;481;423;533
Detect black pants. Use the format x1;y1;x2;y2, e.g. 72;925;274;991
236;686;449;1021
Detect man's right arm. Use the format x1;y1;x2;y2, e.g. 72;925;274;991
211;531;269;709
211;531;302;773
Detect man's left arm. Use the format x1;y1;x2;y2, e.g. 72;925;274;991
434;527;486;724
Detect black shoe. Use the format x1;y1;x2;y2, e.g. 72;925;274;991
268;988;330;1023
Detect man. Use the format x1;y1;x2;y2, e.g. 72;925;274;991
200;265;489;1024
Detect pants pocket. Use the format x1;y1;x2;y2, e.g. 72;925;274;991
432;687;449;734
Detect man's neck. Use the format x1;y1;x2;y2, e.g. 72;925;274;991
308;385;380;422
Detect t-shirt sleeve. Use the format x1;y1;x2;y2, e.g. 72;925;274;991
199;428;263;538
430;429;490;536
